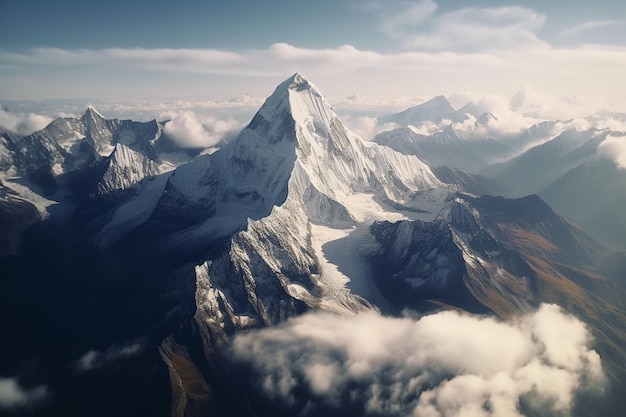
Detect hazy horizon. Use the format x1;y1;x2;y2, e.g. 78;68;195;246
1;0;624;111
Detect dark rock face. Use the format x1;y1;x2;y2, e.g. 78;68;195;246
0;182;41;257
366;195;540;315
368;218;478;312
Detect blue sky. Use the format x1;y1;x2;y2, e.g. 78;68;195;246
1;0;624;107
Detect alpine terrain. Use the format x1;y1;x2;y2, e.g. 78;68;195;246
1;74;625;417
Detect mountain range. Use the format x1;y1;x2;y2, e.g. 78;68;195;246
1;74;625;417
375;95;626;251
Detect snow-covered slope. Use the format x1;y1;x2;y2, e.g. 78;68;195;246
95;143;174;196
141;73;445;254
149;74;450;362
0;107;194;225
0;107;189;193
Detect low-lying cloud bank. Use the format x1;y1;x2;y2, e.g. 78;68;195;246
0;377;48;409
0;106;52;136
232;304;604;417
161;111;243;150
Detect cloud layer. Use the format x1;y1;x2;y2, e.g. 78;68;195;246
232;304;604;417
1;43;625;110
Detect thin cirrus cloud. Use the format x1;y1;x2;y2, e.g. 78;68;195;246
231;304;605;417
0;2;624;105
1;42;624;105
0;47;243;74
377;1;547;50
559;20;621;37
379;0;439;38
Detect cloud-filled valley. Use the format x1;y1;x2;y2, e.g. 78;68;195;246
231;304;604;417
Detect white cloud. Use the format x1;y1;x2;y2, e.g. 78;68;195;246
379;3;547;51
341;115;398;141
334;94;430;115
399;87;622;146
380;0;438;38
231;304;604;417
161;111;244;149
559;20;621;37
597;134;626;169
1;44;625;111
0;377;48;409
75;341;143;372
0;106;52;136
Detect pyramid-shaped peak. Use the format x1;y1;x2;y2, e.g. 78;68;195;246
381;95;457;125
275;72;320;94
254;73;331;124
83;105;106;121
420;95;455;111
290;72;306;85
458;101;483;117
476;111;497;126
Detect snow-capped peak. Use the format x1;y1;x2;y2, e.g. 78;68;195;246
255;72;328;124
150;74;445;254
83;105;106;121
286;72;309;89
380;95;458;126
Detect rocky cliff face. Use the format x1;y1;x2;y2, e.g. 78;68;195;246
0;181;41;257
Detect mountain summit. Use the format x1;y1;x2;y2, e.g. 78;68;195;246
112;73;443;253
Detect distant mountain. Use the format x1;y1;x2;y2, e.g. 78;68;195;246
540;158;626;249
373;125;513;172
431;166;511;197
379;97;499;130
379;95;463;126
0;106;201;196
475;111;497;127
485;128;611;196
482;128;626;250
457;101;483;118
